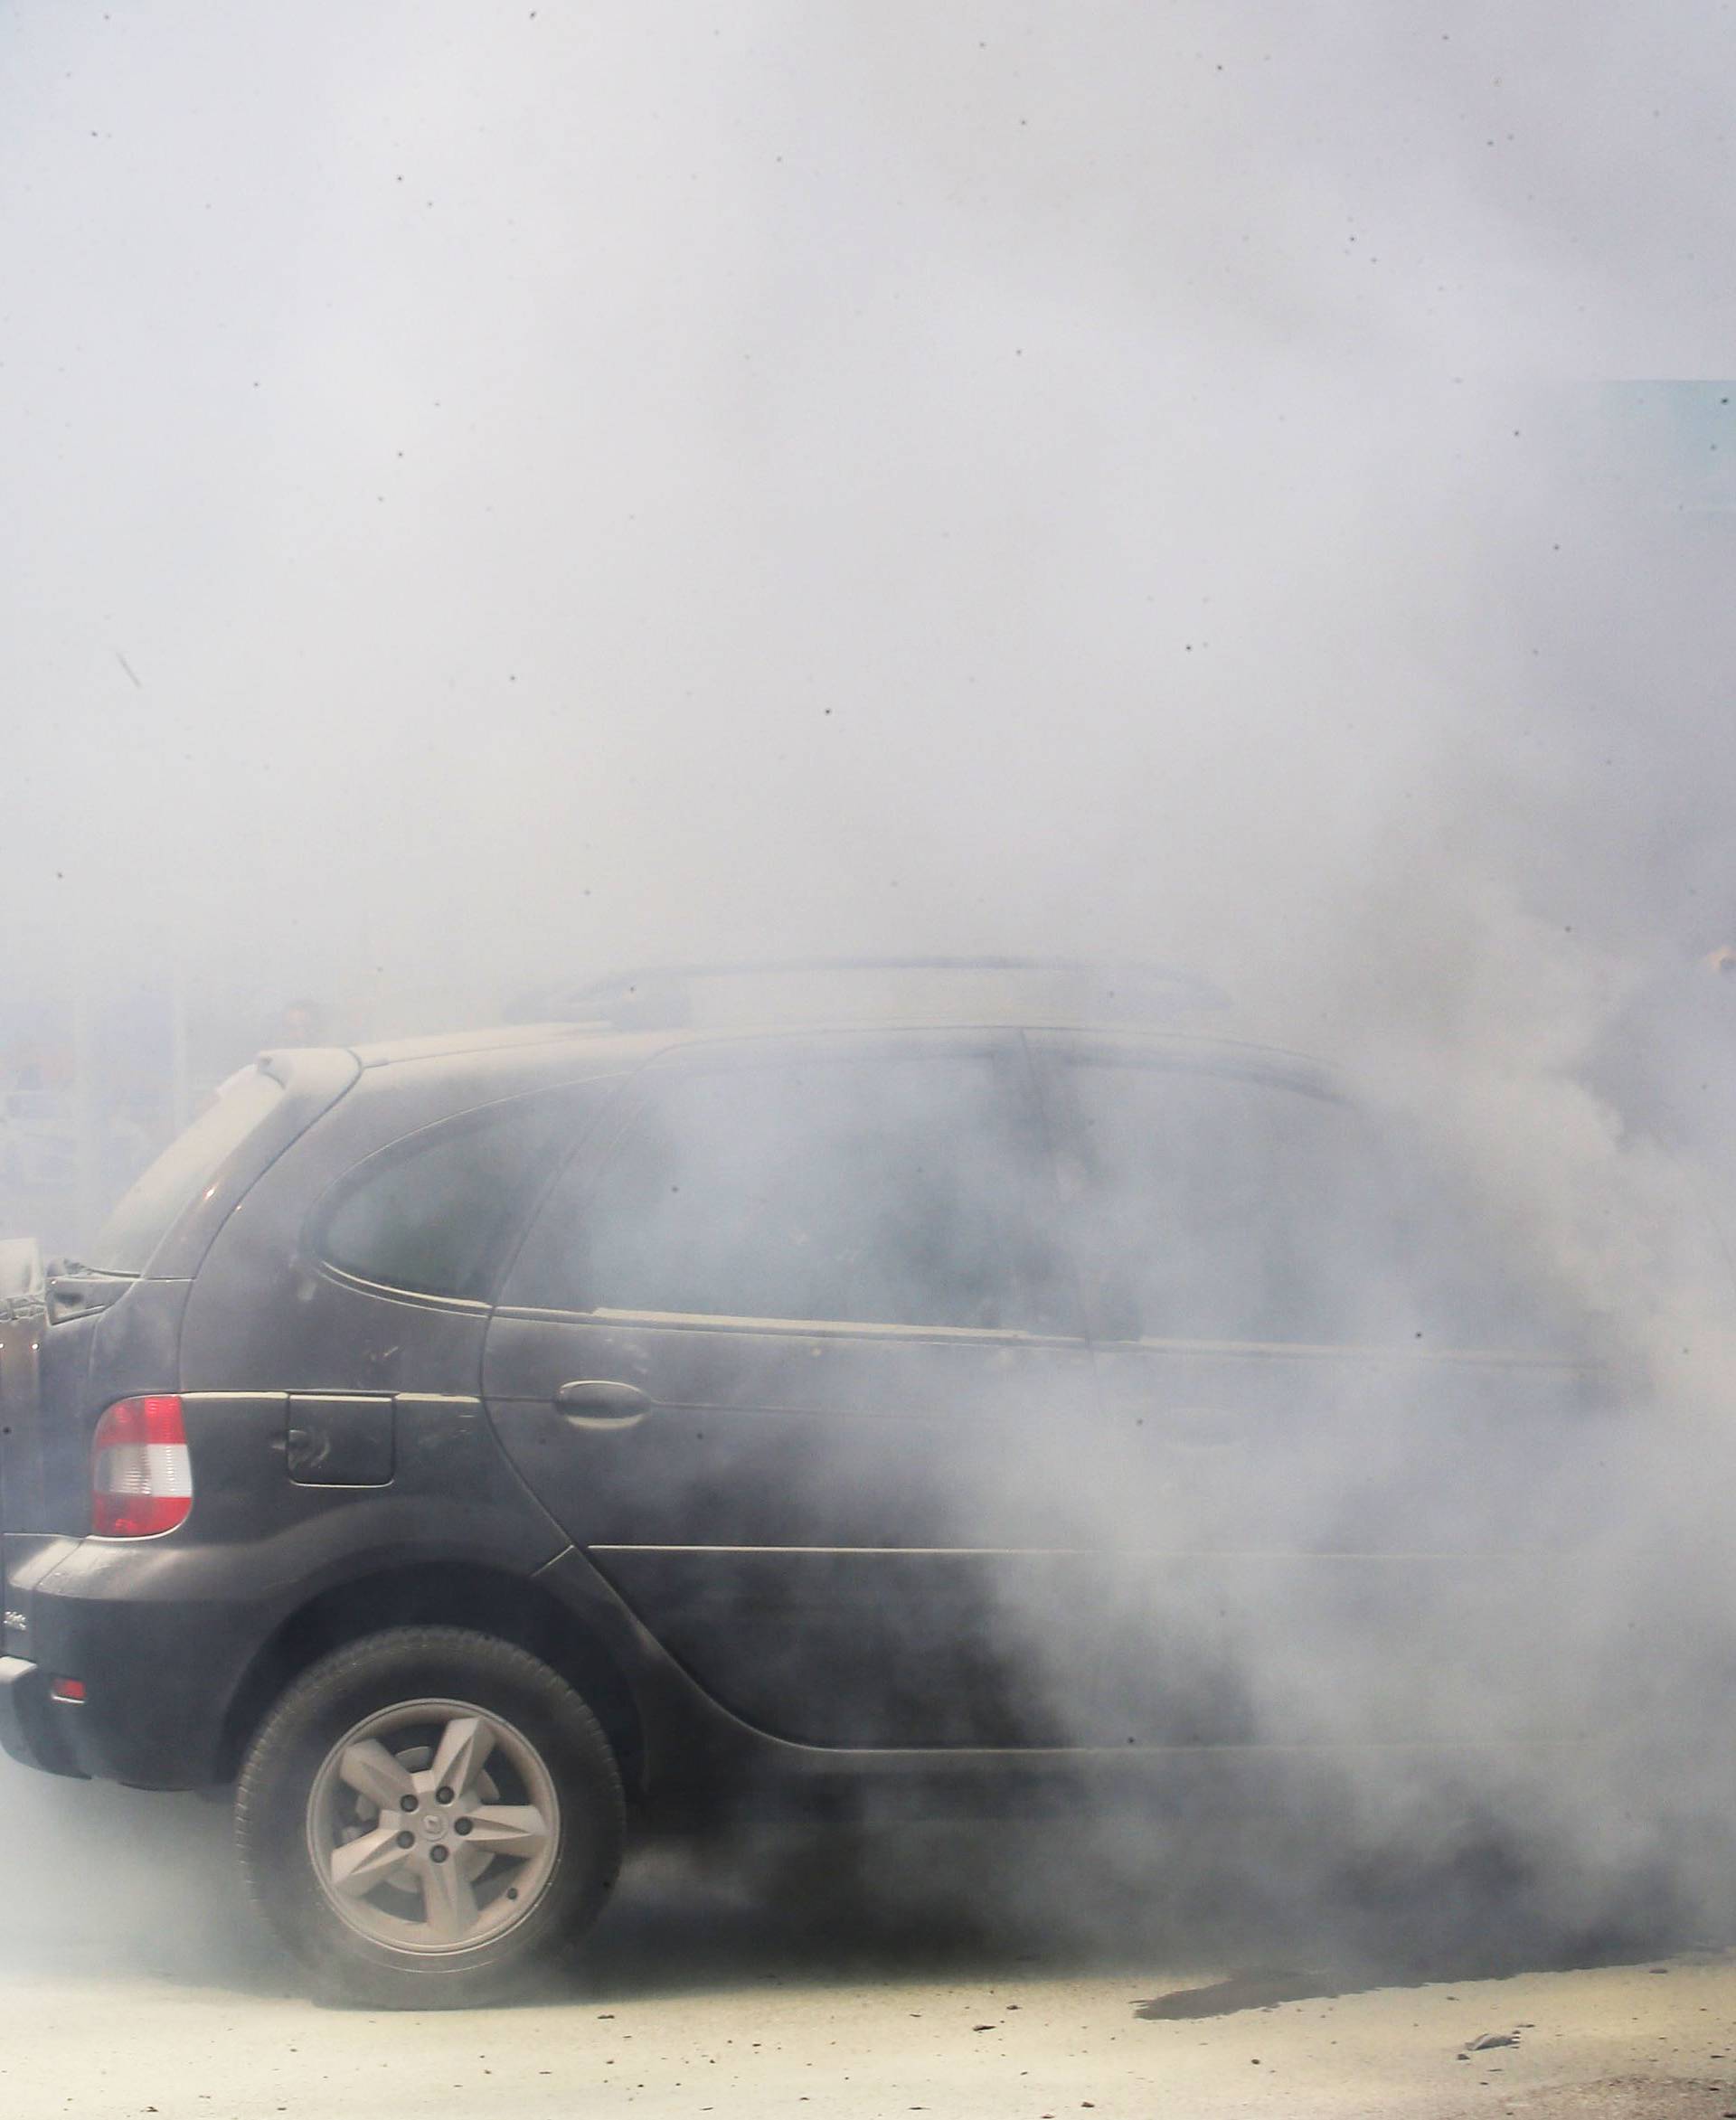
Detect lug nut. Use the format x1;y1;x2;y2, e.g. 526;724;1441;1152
396;1831;414;1850
454;1818;472;1837
436;1786;454;1804
429;1845;449;1865
399;1794;418;1813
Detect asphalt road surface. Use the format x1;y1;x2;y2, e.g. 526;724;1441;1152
6;1765;1736;2120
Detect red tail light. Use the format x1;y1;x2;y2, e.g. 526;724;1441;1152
91;1396;193;1538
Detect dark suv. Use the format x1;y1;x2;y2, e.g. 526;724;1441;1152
0;963;1622;2003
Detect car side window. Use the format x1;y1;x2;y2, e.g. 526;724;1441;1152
503;1051;1058;1332
316;1087;616;1301
1056;1060;1496;1348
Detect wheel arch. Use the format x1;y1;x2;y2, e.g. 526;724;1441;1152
218;1560;646;1795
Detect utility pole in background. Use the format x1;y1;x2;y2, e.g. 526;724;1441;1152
169;963;191;1135
70;971;101;1256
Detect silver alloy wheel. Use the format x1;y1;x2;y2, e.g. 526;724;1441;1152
306;1697;561;1955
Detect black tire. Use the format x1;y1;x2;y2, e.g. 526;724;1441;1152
235;1626;626;2008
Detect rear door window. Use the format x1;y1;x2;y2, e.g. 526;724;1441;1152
503;1047;1065;1332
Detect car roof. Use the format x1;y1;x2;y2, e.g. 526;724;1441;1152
261;964;1333;1097
316;1016;1335;1094
343;1022;665;1070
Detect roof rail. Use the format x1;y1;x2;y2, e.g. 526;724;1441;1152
505;957;1229;1031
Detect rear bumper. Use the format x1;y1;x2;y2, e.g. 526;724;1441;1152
1;1480;579;1791
0;1654;85;1779
3;1531;249;1788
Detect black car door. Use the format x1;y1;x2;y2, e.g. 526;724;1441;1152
1029;1034;1619;1751
481;1030;1101;1748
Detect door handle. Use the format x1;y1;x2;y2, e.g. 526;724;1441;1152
553;1379;651;1425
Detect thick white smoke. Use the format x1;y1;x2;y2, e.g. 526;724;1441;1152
5;0;1736;1989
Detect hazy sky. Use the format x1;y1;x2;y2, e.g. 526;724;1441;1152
3;4;1732;1032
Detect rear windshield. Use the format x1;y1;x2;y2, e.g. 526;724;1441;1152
90;1069;286;1275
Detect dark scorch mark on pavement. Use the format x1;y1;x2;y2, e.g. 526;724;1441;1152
1135;1967;1345;2018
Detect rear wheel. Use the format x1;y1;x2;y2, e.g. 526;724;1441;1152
236;1626;625;2007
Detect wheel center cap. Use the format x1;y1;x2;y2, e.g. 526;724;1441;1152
421;1811;447;1839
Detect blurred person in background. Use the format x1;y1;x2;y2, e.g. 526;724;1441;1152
273;997;329;1047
